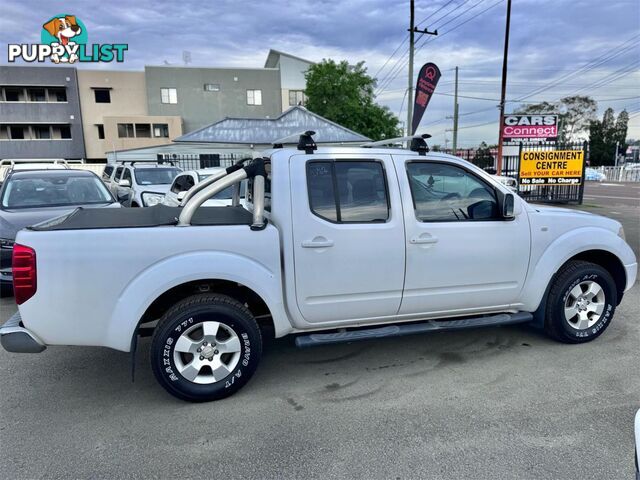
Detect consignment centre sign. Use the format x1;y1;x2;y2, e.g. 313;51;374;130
519;150;584;185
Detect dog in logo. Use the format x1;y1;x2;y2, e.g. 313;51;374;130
42;15;82;63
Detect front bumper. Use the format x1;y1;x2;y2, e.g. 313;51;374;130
0;311;46;353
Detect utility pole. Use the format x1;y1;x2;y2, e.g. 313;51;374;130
496;0;512;175
407;0;438;136
452;66;459;155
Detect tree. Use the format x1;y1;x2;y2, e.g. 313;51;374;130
305;59;401;141
515;95;597;142
589;108;629;166
472;142;495;169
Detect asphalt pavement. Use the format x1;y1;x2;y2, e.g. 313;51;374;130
0;182;638;479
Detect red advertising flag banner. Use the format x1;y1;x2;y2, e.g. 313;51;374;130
411;62;441;135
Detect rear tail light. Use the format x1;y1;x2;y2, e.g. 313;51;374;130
12;244;37;305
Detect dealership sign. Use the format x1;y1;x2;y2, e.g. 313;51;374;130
503;115;558;141
519;149;584;185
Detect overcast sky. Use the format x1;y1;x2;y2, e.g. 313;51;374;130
2;0;639;146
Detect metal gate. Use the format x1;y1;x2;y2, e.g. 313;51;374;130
503;141;588;204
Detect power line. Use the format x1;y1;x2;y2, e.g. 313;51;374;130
376;0;502;96
511;34;640;102
377;0;491;94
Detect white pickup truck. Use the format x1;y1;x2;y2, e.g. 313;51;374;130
1;134;637;402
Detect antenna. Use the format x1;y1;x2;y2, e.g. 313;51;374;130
182;50;192;65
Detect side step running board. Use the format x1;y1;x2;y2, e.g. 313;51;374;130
294;312;533;348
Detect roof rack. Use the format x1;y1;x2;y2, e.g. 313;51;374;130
0;159;70;179
271;130;317;154
362;134;431;156
115;159;177;167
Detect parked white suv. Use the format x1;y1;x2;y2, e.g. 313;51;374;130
1;134;636;402
107;162;181;207
162;167;245;207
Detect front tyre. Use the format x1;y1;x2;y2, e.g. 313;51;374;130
544;260;617;344
150;294;262;402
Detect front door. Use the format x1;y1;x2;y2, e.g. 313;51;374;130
396;158;530;316
291;155;405;324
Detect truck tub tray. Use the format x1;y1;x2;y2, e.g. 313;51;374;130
29;205;254;231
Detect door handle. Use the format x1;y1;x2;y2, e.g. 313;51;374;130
410;235;438;245
301;238;334;248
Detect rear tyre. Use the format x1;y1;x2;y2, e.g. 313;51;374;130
150;294;262;402
544;260;617;344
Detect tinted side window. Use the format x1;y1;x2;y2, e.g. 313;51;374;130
103;166;113;180
113;167;124;182
307;160;389;223
121;168;132;183
406;162;498;222
170;175;195;194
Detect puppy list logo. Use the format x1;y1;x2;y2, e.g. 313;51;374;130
7;14;128;64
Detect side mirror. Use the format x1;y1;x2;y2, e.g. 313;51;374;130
176;191;187;202
119;178;131;188
501;193;515;219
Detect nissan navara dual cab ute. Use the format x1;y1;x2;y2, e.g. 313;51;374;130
1;134;636;402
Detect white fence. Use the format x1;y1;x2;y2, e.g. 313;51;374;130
595;166;640;182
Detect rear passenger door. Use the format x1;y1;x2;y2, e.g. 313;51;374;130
290;155;405;324
116;167;133;205
110;166;124;197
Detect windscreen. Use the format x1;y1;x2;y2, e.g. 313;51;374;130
2;174;113;209
134;168;180;185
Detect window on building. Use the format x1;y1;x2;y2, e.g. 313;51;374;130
153;124;169;138
9;125;26;139
58;125;72;139
117;123;135;138
288;90;306;106
247;89;262;105
306;160;390;223
48;87;67;102
27;88;46;102
0;126;8;140
204;83;220;92
406;162;499;222
94;88;111;103
32;125;51;139
135;124;151;138
161;88;178;104
4;87;24;102
96;124;105;140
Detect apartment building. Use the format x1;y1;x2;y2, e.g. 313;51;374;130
0;66;86;160
264;50;312;111
145;65;283;134
77;70;182;161
0;50;314;162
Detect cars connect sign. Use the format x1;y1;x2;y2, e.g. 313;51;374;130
503;115;558;141
519;149;584;185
